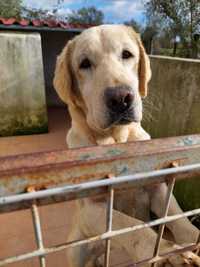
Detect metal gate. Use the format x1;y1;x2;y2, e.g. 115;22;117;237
0;134;200;267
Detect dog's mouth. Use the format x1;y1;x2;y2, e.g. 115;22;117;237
116;117;134;125
108;108;141;127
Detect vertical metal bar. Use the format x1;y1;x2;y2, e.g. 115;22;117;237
196;232;200;255
152;177;176;267
104;185;114;267
31;201;46;267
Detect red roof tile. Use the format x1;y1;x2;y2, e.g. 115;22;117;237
0;17;93;29
0;17;16;25
19;18;30;26
32;19;44;27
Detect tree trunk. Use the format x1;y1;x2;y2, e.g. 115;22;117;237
173;41;177;56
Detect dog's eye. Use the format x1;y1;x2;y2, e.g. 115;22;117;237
79;58;91;69
122;50;133;59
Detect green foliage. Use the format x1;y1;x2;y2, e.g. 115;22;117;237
0;0;57;20
68;6;104;25
124;19;141;33
145;0;200;58
23;7;55;20
0;0;23;19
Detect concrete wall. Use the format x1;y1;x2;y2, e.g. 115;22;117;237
142;56;200;214
0;32;48;136
143;55;200;138
0;29;80;136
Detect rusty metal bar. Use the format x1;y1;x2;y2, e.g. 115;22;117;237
1;135;200;175
104;185;114;267
0;135;200;266
152;177;176;267
31;202;46;267
1;163;200;211
0;207;200;266
1;135;200;198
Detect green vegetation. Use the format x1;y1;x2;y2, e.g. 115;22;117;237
0;0;23;19
0;0;55;20
0;1;199;58
0;107;48;136
145;0;200;58
68;6;104;25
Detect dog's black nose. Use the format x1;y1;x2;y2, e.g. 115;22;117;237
105;86;134;113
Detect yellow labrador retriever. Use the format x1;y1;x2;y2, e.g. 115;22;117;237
54;25;199;267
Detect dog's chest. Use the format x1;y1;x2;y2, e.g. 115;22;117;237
90;187;151;222
114;187;151;221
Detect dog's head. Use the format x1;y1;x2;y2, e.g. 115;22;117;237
54;25;151;133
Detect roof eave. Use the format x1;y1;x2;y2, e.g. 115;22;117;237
0;24;83;33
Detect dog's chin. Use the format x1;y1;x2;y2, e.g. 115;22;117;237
88;114;141;133
105;108;142;127
116;116;141;125
103;116;141;129
110;111;142;126
116;117;136;125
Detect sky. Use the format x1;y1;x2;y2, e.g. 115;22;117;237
23;0;147;25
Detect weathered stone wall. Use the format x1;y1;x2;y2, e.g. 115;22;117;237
0;32;48;136
142;56;200;215
143;55;200;138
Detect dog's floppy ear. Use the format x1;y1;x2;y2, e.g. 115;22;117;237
137;36;151;97
53;40;76;106
126;26;151;98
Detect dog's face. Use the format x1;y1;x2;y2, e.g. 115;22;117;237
54;25;151;133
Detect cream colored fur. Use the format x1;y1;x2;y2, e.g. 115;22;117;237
54;25;199;267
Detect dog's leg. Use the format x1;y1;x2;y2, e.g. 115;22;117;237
79;199;158;263
128;125;199;244
63;200;88;267
66;225;86;267
149;183;199;244
128;123;151;141
78;199;199;266
65;201;103;267
67;128;95;148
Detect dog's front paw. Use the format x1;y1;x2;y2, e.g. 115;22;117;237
181;251;200;266
157;247;200;267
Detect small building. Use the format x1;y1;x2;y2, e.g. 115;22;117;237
0;18;87;136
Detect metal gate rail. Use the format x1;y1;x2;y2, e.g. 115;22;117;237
0;134;200;266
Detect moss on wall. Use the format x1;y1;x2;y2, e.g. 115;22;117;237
0;107;48;136
0;32;48;137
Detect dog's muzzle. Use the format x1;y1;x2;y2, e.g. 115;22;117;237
104;86;139;125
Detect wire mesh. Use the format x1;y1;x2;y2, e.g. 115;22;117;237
0;163;200;267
